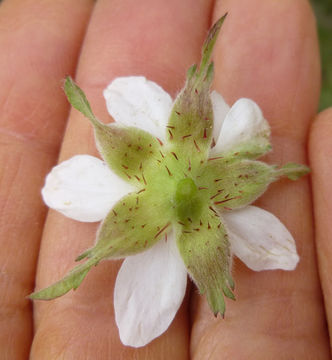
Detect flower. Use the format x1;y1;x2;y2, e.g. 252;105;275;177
30;17;308;348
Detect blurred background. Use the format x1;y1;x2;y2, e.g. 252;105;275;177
311;0;332;110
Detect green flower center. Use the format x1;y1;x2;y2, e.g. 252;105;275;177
175;178;197;201
174;177;203;222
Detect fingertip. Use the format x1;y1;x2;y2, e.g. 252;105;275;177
311;107;332;130
309;108;332;165
309;107;332;340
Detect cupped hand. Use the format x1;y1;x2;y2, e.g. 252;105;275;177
0;0;330;359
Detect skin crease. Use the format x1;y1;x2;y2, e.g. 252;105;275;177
0;0;330;359
309;108;332;348
0;0;94;359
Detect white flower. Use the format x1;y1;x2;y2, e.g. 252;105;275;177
42;76;300;347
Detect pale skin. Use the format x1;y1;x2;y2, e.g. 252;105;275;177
0;0;331;358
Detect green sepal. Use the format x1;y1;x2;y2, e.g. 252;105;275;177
166;74;214;167
219;140;272;160
186;64;197;80
198;158;277;211
176;206;234;316
277;162;310;180
64;76;162;185
199;14;227;78
30;189;173;300
166;15;227;167
29;256;100;300
64;77;99;127
77;189;173;261
94;124;162;185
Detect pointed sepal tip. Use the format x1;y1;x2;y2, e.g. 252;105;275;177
64;76;99;127
199;13;228;77
278;162;310;181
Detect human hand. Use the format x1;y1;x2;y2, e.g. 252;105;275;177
0;0;330;359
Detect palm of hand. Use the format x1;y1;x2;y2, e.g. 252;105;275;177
0;0;330;359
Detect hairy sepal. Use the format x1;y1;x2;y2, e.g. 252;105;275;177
77;189;173;261
220;138;272;160
199;15;227;77
199;158;277;211
167;72;213;168
94;124;162;185
64;77;97;125
29;256;101;300
166;16;227;168
64;77;162;185
277;162;310;180
176;206;234;316
30;190;173;300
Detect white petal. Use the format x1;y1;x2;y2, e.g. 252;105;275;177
212;98;270;154
210;90;230;145
103;76;173;140
42;155;134;222
114;232;187;347
222;206;299;271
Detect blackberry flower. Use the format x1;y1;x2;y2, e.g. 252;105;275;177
30;16;308;347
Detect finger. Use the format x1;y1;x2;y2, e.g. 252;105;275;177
0;0;93;358
191;0;330;358
31;0;213;358
309;108;332;348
